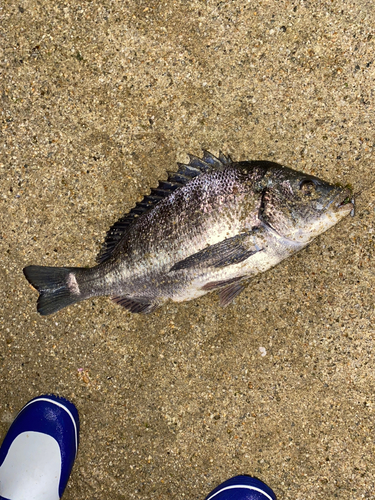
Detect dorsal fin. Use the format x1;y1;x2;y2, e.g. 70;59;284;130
182;150;232;173
203;150;232;169
96;151;232;263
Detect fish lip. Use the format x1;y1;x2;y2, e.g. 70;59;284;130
331;188;354;214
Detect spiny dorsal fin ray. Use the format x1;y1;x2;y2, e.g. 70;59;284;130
202;150;232;169
96;151;232;263
183;151;232;173
218;151;232;165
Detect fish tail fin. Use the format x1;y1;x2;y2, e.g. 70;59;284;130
23;265;84;316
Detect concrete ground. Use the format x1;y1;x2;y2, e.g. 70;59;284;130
1;0;375;498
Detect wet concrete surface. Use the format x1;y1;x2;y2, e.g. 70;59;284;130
1;0;375;498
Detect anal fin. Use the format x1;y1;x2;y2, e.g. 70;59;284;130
111;296;157;314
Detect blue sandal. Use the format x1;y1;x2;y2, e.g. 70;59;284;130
204;475;277;500
0;395;79;500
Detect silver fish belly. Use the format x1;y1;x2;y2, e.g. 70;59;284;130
23;151;354;315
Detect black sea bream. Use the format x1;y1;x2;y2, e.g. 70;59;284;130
24;151;354;316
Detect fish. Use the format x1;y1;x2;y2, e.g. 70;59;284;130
23;151;354;316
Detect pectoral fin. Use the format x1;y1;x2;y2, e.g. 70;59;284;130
170;228;266;272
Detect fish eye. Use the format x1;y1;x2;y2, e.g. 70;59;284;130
299;179;316;194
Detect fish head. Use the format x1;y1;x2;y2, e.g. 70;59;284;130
259;165;354;244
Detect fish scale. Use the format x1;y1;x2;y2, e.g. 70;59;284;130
23;151;354;316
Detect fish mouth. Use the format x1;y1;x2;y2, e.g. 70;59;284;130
333;188;355;216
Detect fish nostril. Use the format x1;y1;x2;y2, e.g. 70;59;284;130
299;179;316;193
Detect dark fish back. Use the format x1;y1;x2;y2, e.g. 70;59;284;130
96;152;232;263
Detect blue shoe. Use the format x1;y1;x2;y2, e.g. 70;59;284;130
0;395;79;500
204;475;277;500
